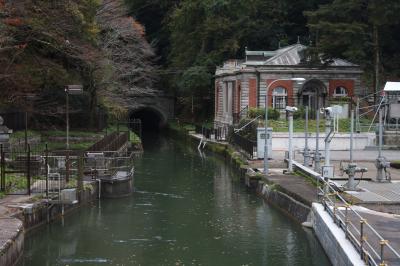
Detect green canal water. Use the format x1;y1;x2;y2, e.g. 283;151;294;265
19;135;330;266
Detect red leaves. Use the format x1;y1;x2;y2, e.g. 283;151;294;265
16;43;27;49
4;18;24;27
132;20;145;37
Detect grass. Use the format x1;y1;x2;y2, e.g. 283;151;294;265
106;124;141;144
9;124;142;151
259;118;374;133
168;121;195;132
4;171;29;193
10;130;41;140
391;160;400;169
42;130;103;138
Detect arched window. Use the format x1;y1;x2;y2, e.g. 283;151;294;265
272;87;287;110
334;86;348;97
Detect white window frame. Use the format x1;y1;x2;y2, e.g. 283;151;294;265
333;86;348;97
272;87;287;110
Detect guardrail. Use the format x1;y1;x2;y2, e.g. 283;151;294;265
231;133;257;159
292;160;400;265
194;125;226;141
86;132;129;152
321;183;400;265
84;151;134;180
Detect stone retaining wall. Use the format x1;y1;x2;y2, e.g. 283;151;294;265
17;183;99;231
257;181;311;223
0;218;23;266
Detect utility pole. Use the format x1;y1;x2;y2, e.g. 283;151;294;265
303;106;310;166
314;109;321;173
286;106;297;173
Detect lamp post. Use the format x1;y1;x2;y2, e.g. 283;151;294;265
65;85;83;150
264;78;305;175
286;106;298;173
65;85;83;184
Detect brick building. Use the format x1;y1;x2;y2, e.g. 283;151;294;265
214;44;363;131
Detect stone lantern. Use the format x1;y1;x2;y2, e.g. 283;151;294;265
0;116;13;152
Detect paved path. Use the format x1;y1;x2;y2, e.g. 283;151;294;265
264;169;319;206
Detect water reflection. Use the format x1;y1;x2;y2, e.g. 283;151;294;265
20;135;330;266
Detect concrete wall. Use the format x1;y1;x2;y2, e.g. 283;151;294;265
0;182;99;266
312;203;364;266
0;219;23;266
258;182;311;223
269;132;375;151
18;183;99;230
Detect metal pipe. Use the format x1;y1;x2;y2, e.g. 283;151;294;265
288;113;294;172
378;108;383;158
264;78;305;174
27;144;31;196
315;109;321;173
350;110;354;163
264;85;269;175
66;92;69;150
304;106;310;166
25;111;28;152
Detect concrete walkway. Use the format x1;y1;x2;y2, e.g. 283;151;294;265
264;169;319;206
0;195;31;265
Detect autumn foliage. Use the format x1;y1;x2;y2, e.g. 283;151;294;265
4;18;23;26
0;0;157;125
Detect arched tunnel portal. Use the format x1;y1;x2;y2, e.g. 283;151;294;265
129;107;167;132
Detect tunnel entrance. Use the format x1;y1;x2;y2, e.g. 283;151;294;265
129;107;166;132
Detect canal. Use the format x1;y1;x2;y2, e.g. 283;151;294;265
19;134;330;265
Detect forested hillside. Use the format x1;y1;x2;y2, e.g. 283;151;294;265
127;0;400;121
0;0;157;127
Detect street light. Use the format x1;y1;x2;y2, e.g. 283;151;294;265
65;85;83;150
264;78;305;175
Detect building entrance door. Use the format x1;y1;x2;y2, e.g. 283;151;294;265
299;80;327;119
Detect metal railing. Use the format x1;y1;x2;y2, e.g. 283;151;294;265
231;133;257;159
86;132;129;152
84;151;134;180
233;105;249;124
319;179;400;265
195;125;226;141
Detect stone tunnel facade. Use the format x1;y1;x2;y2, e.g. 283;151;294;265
128;95;174;129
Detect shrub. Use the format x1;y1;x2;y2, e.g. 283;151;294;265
248;107;280;120
293;106;306;119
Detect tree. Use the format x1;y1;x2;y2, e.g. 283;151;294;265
97;0;159;119
306;0;400;97
127;0;328;121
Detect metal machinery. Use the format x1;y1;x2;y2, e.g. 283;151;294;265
341;110;368;190
322;107;335;179
376;105;391;182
